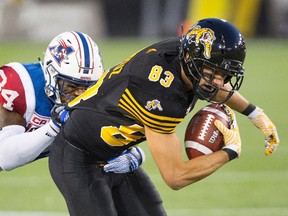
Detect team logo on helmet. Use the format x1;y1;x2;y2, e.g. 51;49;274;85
145;99;163;111
186;25;216;59
49;39;75;66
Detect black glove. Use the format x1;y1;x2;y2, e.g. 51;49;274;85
51;104;70;127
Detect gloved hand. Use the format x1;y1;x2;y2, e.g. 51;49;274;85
103;146;145;173
215;105;241;161
248;107;279;156
51;104;70;128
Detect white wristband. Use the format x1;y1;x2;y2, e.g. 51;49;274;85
247;107;262;119
130;147;146;164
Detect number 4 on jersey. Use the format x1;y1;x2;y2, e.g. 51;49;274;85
0;70;19;111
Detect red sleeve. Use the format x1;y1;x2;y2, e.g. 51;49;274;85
0;65;27;115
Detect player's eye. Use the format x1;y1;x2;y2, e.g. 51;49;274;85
203;72;213;80
61;83;77;93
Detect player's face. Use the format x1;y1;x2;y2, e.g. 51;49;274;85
57;80;88;103
198;67;226;93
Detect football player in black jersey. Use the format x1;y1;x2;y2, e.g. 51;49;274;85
49;18;279;216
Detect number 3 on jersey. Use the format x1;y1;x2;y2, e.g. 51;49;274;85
148;65;174;88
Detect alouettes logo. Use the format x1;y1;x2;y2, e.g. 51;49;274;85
49;39;75;66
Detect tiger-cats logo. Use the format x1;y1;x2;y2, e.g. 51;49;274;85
145;99;163;111
186;25;216;59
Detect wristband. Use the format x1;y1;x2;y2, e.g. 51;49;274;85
241;103;256;116
222;148;238;161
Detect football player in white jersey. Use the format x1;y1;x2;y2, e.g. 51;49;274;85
0;31;145;171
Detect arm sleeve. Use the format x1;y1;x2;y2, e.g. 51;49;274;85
0;123;58;171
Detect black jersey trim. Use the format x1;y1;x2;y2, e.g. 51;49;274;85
119;89;183;133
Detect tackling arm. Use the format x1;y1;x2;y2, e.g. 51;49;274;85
0;123;59;171
0;105;59;171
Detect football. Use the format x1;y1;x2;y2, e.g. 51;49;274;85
184;104;231;159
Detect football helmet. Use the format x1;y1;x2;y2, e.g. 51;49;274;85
179;18;246;103
42;31;104;104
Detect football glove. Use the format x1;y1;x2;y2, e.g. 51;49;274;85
248;107;280;156
51;104;70;128
103;146;145;173
215;105;241;161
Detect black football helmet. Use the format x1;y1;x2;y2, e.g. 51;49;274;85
179;18;246;103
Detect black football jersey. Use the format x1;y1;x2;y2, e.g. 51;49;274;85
63;37;198;160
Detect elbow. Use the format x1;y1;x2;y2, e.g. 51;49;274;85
161;167;200;190
162;174;189;191
0;154;16;171
169;184;183;191
0;159;12;171
0;141;23;171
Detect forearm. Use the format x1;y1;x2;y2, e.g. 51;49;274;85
173;120;240;189
225;91;251;113
146;127;231;190
172;150;230;190
0;123;58;171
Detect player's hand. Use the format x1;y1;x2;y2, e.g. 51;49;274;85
215;106;241;160
103;147;145;173
248;107;280;156
51;104;69;128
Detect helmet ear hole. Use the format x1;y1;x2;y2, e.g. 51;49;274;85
46;60;52;66
193;46;201;57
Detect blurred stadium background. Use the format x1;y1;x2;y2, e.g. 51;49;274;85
1;0;288;40
0;0;288;215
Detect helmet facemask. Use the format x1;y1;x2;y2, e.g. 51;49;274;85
43;63;96;104
182;53;244;103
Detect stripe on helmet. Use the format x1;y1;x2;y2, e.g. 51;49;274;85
86;35;95;74
72;31;91;74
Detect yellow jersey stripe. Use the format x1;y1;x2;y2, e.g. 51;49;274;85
119;89;183;133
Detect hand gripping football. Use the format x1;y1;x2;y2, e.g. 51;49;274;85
184;104;231;159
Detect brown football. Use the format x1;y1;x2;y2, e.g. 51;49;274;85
184;104;231;159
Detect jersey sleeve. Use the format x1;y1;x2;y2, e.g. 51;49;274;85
0;63;35;117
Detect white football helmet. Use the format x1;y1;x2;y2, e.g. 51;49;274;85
43;31;104;104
